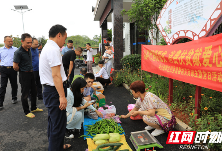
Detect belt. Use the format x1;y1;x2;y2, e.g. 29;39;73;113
43;84;55;87
2;66;13;69
24;70;33;72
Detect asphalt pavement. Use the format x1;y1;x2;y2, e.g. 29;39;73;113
0;69;183;151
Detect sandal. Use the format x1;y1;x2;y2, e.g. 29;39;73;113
63;144;71;150
26;113;35;118
31;108;43;112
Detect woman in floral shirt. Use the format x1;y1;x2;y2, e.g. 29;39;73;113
121;80;172;136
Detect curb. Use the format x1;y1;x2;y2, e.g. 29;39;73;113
122;83;192;131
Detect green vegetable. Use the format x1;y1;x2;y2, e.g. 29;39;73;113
95;140;108;145
113;145;121;150
79;135;90;138
98;146;114;151
84;119;124;138
109;133;121;143
109;133;120;136
109;135;121;143
95;143;123;151
93;134;110;141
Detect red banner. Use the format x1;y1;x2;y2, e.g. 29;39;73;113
141;33;222;92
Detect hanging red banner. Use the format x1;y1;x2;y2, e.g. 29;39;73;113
141;33;222;92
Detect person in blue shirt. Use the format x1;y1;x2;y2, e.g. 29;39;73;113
38;43;42;55
30;38;43;100
0;36;18;110
61;40;75;55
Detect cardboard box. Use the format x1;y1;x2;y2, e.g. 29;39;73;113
92;82;104;94
93;93;106;108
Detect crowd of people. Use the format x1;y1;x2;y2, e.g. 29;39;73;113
0;35;43;118
0;24;173;150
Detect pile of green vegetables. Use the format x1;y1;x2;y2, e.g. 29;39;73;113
84;119;124;137
93;143;129;151
93;133;121;145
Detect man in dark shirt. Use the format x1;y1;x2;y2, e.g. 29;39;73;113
13;33;43;118
62;47;82;96
62;47;82;80
30;38;43;100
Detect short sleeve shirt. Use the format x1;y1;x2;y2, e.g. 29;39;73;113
13;46;33;71
86;48;93;61
135;92;171;114
39;40;66;86
62;50;76;67
62;46;75;55
0;46;18;66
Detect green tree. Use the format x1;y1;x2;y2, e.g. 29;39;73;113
38;36;47;47
12;36;22;48
65;35;100;47
0;44;4;47
92;35;100;43
107;29;112;41
98;34;102;43
122;0;167;39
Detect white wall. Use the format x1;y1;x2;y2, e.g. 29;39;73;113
123;22;131;56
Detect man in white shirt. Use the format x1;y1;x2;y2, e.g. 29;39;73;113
85;43;93;73
94;60;111;86
39;24;71;150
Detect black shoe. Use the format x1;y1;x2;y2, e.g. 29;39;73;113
12;100;18;104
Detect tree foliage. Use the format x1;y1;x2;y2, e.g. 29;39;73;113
10;34;100;49
66;35;100;47
107;29;112;40
12;36;22;48
122;0;167;32
157;37;167;45
38;36;47;47
11;36;48;48
98;28;112;43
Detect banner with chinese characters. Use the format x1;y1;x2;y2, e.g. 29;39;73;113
141;33;222;92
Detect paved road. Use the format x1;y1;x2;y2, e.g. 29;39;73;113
0;69;182;151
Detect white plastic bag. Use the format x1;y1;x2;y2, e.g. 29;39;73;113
105;105;116;118
98;105;116;118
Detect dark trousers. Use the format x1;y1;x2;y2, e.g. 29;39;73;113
0;67;18;105
63;65;75;86
33;71;42;98
96;77;111;86
63;66;73;97
43;85;66;151
69;67;74;85
19;72;37;114
63;66;68;97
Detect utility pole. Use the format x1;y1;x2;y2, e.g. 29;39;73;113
11;5;32;33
